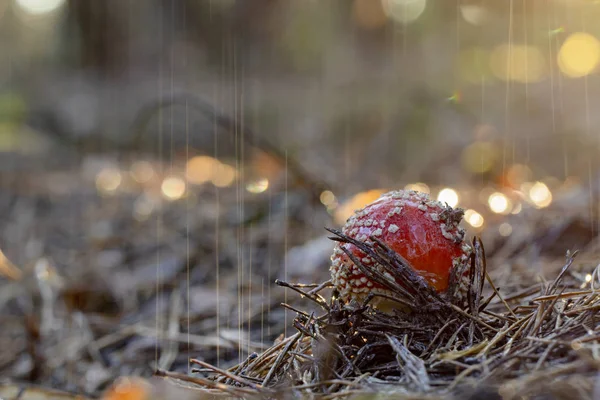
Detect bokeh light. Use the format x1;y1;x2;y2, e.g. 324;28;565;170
529;181;552;208
437;188;459;207
334;189;385;225
382;0;427;24
320;190;337;206
478;187;496;204
96;167;122;195
506;164;533;187
460;4;488;25
520;182;533;195
130;161;155;184
15;0;65;15
499;223;513;237
133;194;158;221
211;163;237;188
246;178;269;194
404;182;430;194
558;32;600;78
186;156;218;185
488;192;511;214
490;44;547;82
161;176;186;200
464;209;484;228
511;202;522;215
185;156;237;188
461;142;497;174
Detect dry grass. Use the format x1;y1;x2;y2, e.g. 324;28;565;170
158;230;600;399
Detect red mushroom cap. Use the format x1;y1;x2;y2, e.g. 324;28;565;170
330;190;471;303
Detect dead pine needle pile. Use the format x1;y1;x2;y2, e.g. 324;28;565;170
159;230;600;399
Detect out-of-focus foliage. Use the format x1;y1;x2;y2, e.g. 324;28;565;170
0;1;597;188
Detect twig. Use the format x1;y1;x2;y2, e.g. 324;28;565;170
262;332;302;386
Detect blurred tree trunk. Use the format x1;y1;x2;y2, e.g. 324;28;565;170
67;0;131;75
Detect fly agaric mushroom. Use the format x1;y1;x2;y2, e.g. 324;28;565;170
330;190;471;304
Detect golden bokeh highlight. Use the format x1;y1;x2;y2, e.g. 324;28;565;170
185;156;237;188
488;192;511;214
382;0;427;24
246;178;269;194
464;209;484;228
96;167;122;195
404;182;430;194
320;190;337;206
186;156;218;185
489;44;547;82
161;176;186;200
558;32;600;78
529;181;552;208
334;189;386;225
461;141;497;174
211;163;237;188
437;188;459;207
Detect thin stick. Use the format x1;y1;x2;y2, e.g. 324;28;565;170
189;358;266;390
262;332;302;386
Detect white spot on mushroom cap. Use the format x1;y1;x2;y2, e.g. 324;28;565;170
462;243;472;254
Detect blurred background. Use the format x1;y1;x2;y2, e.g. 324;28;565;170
2;0;600;395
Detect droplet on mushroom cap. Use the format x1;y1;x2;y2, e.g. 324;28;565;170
330;190;471;304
